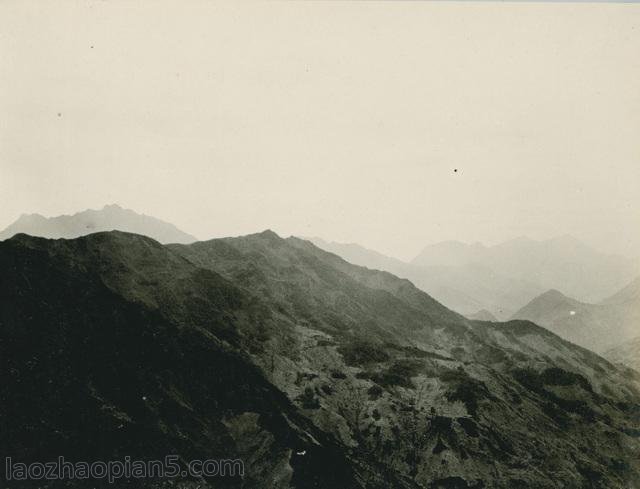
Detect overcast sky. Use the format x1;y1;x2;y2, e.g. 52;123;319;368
1;1;639;260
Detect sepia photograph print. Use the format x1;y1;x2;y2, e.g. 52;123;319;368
1;1;639;488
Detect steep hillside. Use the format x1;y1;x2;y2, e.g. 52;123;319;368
512;284;640;353
172;231;640;488
0;233;403;489
0;204;196;244
2;231;639;488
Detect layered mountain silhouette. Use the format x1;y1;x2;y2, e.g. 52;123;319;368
511;277;640;353
308;238;545;319
412;236;639;304
310;236;639;320
0;204;196;244
2;230;639;488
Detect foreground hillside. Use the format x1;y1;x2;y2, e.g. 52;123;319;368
0;232;391;489
2;231;640;488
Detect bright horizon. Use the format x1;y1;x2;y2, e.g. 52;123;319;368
2;1;639;261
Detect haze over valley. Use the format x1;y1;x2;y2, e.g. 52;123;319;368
310;235;639;321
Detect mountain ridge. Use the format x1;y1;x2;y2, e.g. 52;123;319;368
0;204;197;244
511;278;640;353
308;238;545;319
3;230;640;487
412;235;638;304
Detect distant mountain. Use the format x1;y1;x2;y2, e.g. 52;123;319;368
511;280;640;352
411;239;489;268
467;309;498;322
600;276;640;306
312;236;638;353
0;204;196;244
308;237;410;273
410;264;544;320
605;336;640;371
308;238;544;319
2;230;640;487
412;235;639;304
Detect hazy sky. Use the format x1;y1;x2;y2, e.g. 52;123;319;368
1;1;639;260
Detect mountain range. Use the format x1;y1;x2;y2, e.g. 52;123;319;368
0;204;196;244
309;236;639;320
3;205;634;323
412;236;639;304
1;230;639;488
511;277;640;356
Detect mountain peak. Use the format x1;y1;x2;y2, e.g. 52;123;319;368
539;288;569;300
102;203;125;211
0;206;196;244
240;229;284;245
524;289;582;309
259;229;280;238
